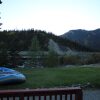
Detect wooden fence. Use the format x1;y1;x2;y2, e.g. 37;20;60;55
0;87;83;100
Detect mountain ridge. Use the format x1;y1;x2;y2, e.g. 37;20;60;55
61;28;100;51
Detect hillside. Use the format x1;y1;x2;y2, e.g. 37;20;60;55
61;28;100;51
0;29;92;52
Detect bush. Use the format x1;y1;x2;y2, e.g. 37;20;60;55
44;51;59;67
62;55;81;65
60;53;100;65
87;53;100;64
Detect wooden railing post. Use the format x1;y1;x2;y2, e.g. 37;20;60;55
75;89;83;100
20;93;24;100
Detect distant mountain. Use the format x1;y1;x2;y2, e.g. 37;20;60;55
61;28;100;51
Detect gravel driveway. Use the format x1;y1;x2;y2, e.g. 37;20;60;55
83;90;100;100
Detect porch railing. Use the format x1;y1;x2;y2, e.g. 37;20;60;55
0;87;83;100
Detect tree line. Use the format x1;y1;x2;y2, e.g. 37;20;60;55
0;29;92;52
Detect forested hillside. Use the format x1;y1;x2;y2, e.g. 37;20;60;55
0;29;92;51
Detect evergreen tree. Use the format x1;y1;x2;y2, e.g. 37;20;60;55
45;39;59;67
8;51;21;68
0;48;8;66
45;50;59;67
0;0;2;29
30;36;40;52
29;36;41;67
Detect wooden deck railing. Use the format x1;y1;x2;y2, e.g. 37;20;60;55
0;87;83;100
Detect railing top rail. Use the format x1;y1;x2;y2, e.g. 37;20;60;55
0;87;82;94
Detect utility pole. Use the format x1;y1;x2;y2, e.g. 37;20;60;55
0;0;2;29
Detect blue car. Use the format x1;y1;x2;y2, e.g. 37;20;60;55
0;67;26;84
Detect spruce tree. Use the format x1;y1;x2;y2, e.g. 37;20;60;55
29;36;41;67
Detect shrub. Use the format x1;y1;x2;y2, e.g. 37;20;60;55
62;55;81;65
87;53;100;64
44;51;59;67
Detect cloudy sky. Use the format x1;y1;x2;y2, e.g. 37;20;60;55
0;0;100;35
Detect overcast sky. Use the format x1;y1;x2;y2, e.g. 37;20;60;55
0;0;100;35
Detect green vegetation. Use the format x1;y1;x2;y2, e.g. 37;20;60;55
61;54;100;65
45;40;59;67
62;55;81;65
0;67;100;90
0;29;92;51
29;36;41;67
45;51;59;67
0;29;93;67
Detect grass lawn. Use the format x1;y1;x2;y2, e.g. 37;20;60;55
0;66;100;89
